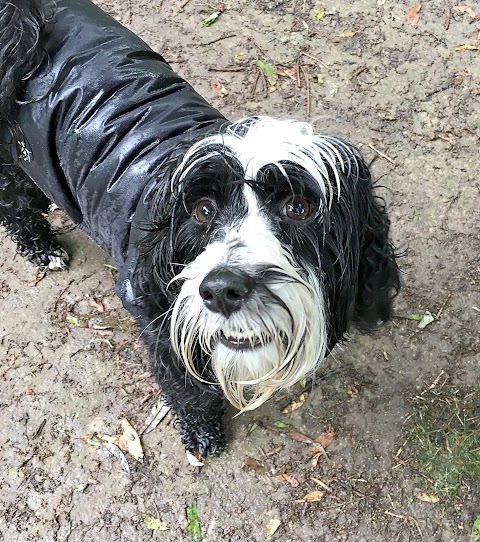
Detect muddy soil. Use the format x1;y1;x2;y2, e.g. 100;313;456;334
1;0;479;541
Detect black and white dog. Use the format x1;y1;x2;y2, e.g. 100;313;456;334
0;0;399;456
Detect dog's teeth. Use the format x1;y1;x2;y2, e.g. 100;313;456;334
224;331;255;341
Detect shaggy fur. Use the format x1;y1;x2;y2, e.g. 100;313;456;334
0;0;400;457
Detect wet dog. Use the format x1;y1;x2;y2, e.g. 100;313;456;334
0;0;399;455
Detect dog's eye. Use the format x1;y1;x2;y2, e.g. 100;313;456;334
281;196;315;221
193;199;217;224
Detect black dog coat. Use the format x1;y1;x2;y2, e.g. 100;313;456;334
1;0;226;309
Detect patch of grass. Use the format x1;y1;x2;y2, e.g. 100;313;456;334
472;515;480;542
408;386;480;500
187;500;202;542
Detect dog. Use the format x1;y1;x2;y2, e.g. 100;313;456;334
0;0;400;456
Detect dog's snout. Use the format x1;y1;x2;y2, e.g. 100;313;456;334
199;269;255;317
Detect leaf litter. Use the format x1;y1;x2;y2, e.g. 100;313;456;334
296;490;325;503
406;5;421;26
417;310;434;330
88;297;105;312
281;392;308;413
260;418;336;466
140;512;169;531
243;456;267;475
186;450;205;467
81;418;144;468
265;519;282;537
140;395;171;435
202;11;221;26
256;60;278;87
67;312;136;332
210;79;229;98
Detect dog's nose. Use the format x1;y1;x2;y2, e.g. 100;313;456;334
199;269;255;317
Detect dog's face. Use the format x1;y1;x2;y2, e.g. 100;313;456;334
139;117;399;411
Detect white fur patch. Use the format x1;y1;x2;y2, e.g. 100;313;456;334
172;116;357;206
47;248;69;270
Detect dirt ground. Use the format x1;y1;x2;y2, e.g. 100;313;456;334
1;0;479;540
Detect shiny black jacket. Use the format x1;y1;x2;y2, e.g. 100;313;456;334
3;0;226;311
3;0;226;263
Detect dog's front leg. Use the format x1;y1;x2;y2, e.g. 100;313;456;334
144;336;226;456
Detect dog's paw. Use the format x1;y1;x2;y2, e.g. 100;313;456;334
45;247;70;271
32;246;70;271
179;420;226;457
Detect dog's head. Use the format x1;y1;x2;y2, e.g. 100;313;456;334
138;117;399;411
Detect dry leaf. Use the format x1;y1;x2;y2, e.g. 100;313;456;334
116;419;143;462
282;392;308;413
243;456;266;474
455;44;479;51
210;79;229;98
88;297;105;312
311;477;333;491
186;450;205;467
141;396;171;435
177;506;189;532
262;419;315;444
28;271;46;287
311;452;322;467
296;490;325;503
338;31;358;37
406;5;421;26
453;5;477;21
275;473;300;487
310;428;335;466
416;492;440;503
265;519;281;536
283;429;314;442
313;428;336;449
84;438;130;472
140;513;169;531
277;67;297;81
94;418;144;462
263;418;332;465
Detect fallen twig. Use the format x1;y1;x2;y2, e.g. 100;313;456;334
444;3;451;30
296;60;301;89
53;280;74;310
208;66;245;72
250;70;260;98
300;65;311;118
435;293;452;320
300;51;328;70
351;65;367;81
200;32;236;46
368;143;396;165
384;510;423;538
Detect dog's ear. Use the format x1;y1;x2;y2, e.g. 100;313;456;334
135;143;193;300
353;181;400;331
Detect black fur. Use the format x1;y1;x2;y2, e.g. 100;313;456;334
0;0;46;121
0;0;400;457
0;146;67;269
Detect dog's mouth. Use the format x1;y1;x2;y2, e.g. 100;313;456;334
220;331;269;351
